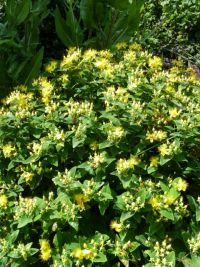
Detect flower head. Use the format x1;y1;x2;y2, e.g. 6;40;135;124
0;195;8;209
110;220;123;232
39;239;51;262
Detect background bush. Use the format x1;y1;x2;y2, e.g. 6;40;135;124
0;45;200;266
138;0;200;64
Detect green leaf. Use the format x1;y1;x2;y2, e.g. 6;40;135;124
166;251;176;267
160;156;172;166
22;47;44;85
7;230;19;243
80;0;96;28
93;253;107;263
120;212;134;222
196;206;200;222
55;11;72;47
160;208;174;221
187;196;198;211
98;201;109;215
182;256;200;267
15;0;30;25
100;184;113;200
17;216;32;228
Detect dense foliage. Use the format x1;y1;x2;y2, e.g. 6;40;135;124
139;0;200;63
0;0;144;95
0;45;200;266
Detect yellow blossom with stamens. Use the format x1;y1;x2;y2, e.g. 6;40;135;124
158;144;170;156
0;195;8;209
110;220;123;232
148;56;162;69
149;196;160;209
45;60;57;73
164;193;176;206
175;178;188;192
129;155;141;167
169;107;180;119
74;194;88;209
39;239;52;262
150;156;160;167
2;144;15;158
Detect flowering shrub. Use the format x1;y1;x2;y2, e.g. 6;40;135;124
0;44;200;266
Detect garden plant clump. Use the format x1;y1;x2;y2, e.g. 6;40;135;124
0;44;200;266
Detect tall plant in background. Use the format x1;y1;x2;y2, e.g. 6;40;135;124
55;0;144;49
138;0;200;65
0;0;50;97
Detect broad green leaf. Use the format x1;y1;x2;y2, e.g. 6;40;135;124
22;47;44;85
166;251;176;267
17;216;33;228
80;0;96;28
7;230;19;243
160;208;174;221
55;6;73;47
182;256;200;267
196;206;200;222
93;253;107;263
15;0;30;25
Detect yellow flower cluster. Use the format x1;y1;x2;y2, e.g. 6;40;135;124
188;232;200;253
116;155;141;175
0;195;8;209
151;237;173;267
148;56;162;69
107;126;125;142
89;152;105;169
39;239;52;261
2;144;15;158
74;193;88;210
110;220;123;232
146;129;167;143
72;245;95;261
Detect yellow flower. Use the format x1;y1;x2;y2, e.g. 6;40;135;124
74;194;88;209
158;144;170;156
0;195;8;209
169;107;180;119
156;130;167;141
129;42;142;51
150;156;160;168
165;84;175;93
22;172;34;183
149;196;160;209
72;248;94;261
110;220;123;232
148;56;162;69
45;60;57;73
115;42;127;50
82;249;94;260
58;74;69;83
94;59;110;70
83;49;97;61
39;239;52;262
17;85;27;92
146;131;157;143
146;130;167;143
164;193;176;206
72;248;84;260
90;141;98;151
129;155;141;167
175;178;188;192
2;144;15;158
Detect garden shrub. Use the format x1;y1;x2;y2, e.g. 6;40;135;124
0;44;200;266
139;0;200;64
